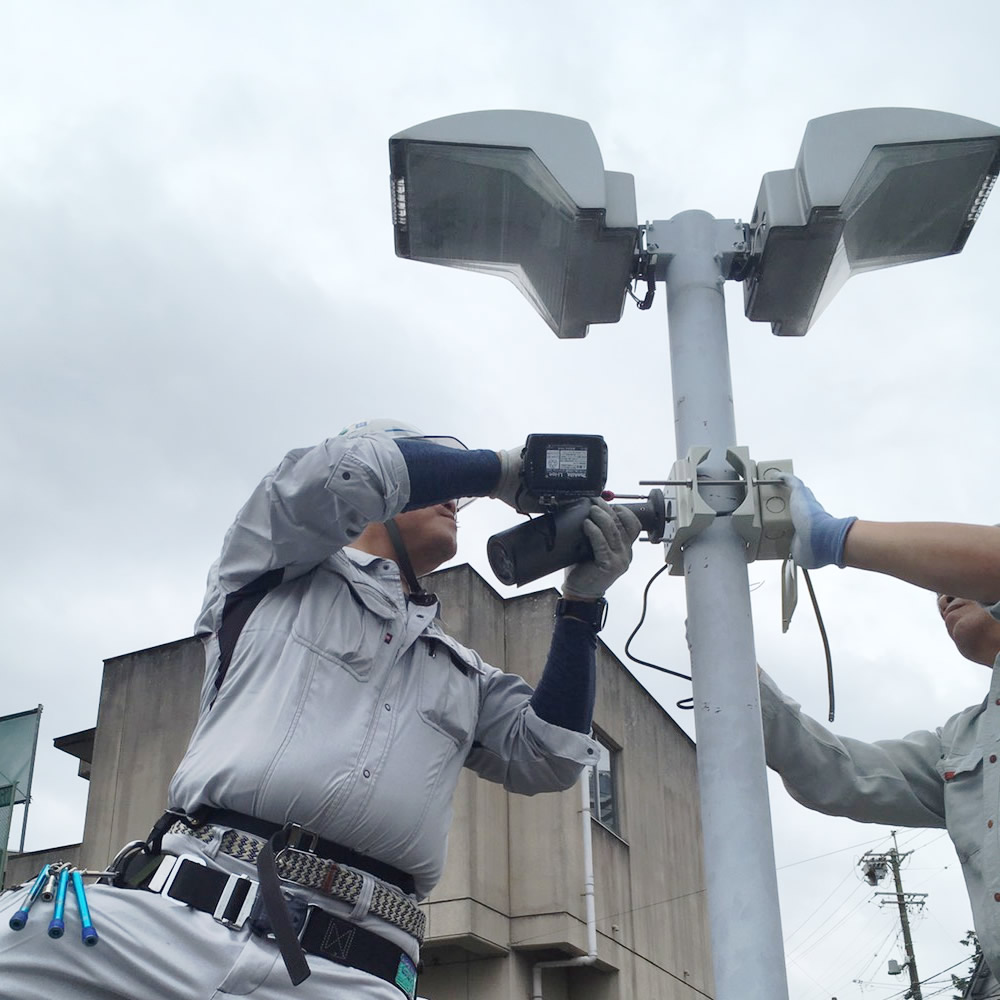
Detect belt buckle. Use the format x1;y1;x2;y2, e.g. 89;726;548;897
285;824;319;854
213;872;258;930
296;903;318;943
149;853;206;905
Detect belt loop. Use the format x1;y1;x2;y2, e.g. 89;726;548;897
348;873;376;923
256;827;312;986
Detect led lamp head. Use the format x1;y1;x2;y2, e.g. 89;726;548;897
389;111;639;339
743;108;1000;336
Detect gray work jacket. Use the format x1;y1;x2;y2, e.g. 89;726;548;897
761;643;1000;977
168;433;597;898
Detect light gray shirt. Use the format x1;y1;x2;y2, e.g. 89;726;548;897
168;432;597;898
761;644;1000;977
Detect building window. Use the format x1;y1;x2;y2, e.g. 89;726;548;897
589;735;620;835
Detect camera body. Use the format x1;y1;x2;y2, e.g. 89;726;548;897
520;434;608;505
488;433;666;588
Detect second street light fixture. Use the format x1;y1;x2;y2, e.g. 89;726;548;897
744;107;1000;335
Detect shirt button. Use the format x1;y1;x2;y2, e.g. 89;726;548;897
990;820;995;829
363;769;371;779
992;755;998;764
384;703;391;711
995;892;1000;902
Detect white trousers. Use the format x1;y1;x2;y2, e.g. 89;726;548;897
0;876;405;1000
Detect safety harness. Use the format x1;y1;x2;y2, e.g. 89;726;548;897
110;809;421;999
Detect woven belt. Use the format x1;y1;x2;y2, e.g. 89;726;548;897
169;821;426;942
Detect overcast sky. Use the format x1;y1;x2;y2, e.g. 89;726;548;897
4;2;1000;997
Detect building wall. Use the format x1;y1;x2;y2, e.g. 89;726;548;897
7;563;714;1000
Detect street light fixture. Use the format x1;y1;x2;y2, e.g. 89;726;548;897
389;111;638;339
387;107;1000;1000
744;108;1000;335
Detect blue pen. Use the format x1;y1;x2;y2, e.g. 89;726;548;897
47;868;70;939
8;864;50;930
71;870;98;946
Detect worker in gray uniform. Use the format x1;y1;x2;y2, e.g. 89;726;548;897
761;475;1000;994
0;420;640;1000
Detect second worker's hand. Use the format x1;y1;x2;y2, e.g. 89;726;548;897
780;474;857;569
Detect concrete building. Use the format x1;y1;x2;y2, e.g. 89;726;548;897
5;564;713;1000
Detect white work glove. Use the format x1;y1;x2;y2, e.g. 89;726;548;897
489;446;546;514
780;474;857;569
563;499;642;599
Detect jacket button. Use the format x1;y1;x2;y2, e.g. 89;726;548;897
990;820;994;829
363;769;371;779
992;755;998;764
995;892;1000;902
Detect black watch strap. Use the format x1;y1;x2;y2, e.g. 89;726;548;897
555;597;608;632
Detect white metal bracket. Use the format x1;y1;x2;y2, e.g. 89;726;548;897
659;448;795;574
662;447;716;575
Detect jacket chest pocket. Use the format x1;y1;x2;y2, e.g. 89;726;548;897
291;568;395;681
938;750;985;862
416;637;480;746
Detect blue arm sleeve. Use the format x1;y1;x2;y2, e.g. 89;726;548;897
395;439;501;509
529;616;597;733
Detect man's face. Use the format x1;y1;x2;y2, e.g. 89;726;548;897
393;501;459;577
937;594;1000;667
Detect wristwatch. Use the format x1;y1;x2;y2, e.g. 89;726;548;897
555;597;608;632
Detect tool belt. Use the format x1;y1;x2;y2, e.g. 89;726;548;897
115;810;423;996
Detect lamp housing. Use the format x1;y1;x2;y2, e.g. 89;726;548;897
743;108;1000;336
389;111;638;339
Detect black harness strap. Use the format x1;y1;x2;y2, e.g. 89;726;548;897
212;569;285;706
257;826;312;986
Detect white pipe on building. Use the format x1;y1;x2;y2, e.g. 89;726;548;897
531;768;598;1000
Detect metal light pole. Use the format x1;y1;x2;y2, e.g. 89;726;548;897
653;211;789;1000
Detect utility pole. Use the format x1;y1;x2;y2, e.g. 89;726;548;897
859;831;927;1000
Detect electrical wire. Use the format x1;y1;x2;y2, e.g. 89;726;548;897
623;562;694;709
800;567;836;722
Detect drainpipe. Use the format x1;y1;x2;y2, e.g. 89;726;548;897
531;768;598;1000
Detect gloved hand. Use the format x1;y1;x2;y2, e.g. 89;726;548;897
780;474;857;569
563;499;642;599
489;446;547;514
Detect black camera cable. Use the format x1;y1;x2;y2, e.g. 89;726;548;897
623;561;836;721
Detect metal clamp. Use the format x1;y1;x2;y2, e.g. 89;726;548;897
661;447;717;575
659;447;794;572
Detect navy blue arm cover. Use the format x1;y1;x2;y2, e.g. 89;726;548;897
396;439;500;509
530;616;597;733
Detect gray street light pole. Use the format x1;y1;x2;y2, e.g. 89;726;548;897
652;210;790;1000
